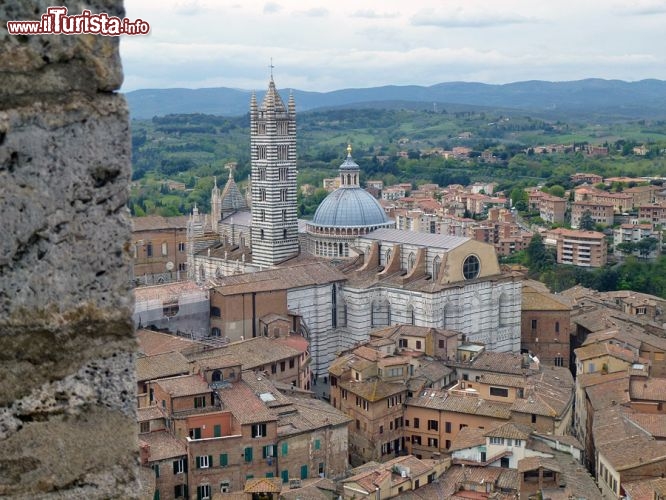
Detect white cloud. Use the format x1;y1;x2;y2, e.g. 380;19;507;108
411;7;531;28
119;0;666;92
297;7;329;17
263;2;281;14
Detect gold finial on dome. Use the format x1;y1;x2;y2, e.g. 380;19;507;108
347;144;352;156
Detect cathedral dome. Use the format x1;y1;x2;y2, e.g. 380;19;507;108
312;187;391;228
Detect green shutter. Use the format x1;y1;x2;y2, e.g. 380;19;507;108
195;456;201;469
245;446;253;462
314;439;321;450
214;424;221;437
208;455;213;468
281;470;289;483
300;464;308;479
266;472;274;478
153;490;160;500
282;442;288;456
262;445;268;458
220;453;228;467
273;445;278;457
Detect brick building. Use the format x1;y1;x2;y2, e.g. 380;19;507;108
131;215;190;285
521;280;572;368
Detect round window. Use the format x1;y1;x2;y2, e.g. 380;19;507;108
462;255;480;280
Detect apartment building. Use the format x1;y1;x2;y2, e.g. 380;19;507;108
571;173;603;185
574;187;632;212
613;223;662;259
544;229;607;267
570;201;614;228
638;202;666;227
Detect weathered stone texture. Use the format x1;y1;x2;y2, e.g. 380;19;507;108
0;0;137;497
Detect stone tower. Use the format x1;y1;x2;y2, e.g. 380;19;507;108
250;76;299;266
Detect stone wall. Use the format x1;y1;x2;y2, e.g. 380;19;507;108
0;1;138;497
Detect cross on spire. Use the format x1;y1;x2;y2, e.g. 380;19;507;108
269;58;275;80
225;162;236;179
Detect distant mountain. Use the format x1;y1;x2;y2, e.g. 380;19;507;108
125;79;666;121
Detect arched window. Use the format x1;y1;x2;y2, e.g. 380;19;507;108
385;248;392;265
212;370;222;382
199;266;205;280
499;293;512;327
283;229;287;239
407;305;415;326
260;229;264;240
347;173;351;185
408;252;416;270
211;327;221;337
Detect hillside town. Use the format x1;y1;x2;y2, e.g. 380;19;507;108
129;76;666;500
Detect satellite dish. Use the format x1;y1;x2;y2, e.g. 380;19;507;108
166;261;174;271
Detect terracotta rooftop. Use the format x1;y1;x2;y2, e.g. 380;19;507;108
576;369;629;389
585;377;630;411
137;329;198;357
278;397;351;436
186;336;302;370
278;478;338;500
407;390;513;419
574;342;638;364
627;413;666;438
139;431;187;462
244;477;282;493
511;367;574;418
136;351;190;382
461;351;527;375
191;352;242;372
209;261;346;295
484;422;533;441
427;465;519;498
449;426;489;451
216;381;277;425
131;215;189;232
593;405;666;471
522;281;572;311
517;456;561;473
134;280;208;303
339;378;406;402
476;372;526;388
155;374;210;398
137;405;165;423
623;478;666;499
630;376;666;401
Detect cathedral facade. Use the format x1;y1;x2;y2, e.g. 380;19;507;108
185;75;522;372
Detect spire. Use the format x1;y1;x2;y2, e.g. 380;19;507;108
347;144;352;157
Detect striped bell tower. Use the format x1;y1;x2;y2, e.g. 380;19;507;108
249;75;299;266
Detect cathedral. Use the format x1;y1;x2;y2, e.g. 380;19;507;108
186;75;523;375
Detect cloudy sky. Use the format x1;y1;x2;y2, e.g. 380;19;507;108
120;0;666;92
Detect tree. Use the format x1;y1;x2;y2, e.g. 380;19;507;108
548;185;565;198
510;187;528;208
579;210;595;231
637;237;659;259
526;233;555;274
616;241;636;256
